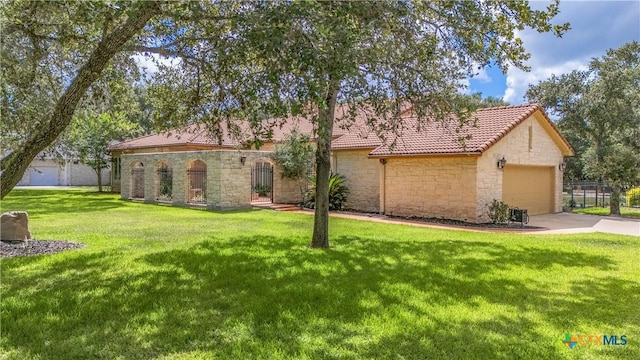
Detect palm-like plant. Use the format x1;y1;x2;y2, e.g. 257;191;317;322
305;173;349;210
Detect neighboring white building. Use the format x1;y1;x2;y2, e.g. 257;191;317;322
17;158;111;186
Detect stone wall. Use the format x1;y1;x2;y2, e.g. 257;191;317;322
272;163;304;204
334;149;380;212
477;113;564;220
121;150;284;210
382;156;478;222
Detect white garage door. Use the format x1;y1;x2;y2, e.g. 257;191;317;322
502;165;554;215
29;167;59;186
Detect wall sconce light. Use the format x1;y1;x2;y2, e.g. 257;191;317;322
240;156;247;165
379;159;387;165
497;156;507;169
559;160;566;172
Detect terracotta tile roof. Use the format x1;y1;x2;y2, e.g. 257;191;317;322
110;103;573;157
109;124;235;150
365;104;572;156
109;106;355;151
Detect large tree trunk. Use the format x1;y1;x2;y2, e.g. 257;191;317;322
310;79;339;249
609;182;622;216
0;2;162;199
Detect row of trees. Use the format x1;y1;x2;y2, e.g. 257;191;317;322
527;41;640;215
54;71;152;192
2;0;570;247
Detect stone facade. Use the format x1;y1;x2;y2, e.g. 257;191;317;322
272;163;304;204
120;150;300;210
115;112;567;220
476;113;564;220
332;113;566;223
333;149;380;212
382;156;478;222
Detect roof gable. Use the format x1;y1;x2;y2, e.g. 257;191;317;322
360;104;573;157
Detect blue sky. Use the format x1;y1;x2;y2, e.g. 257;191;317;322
468;0;640;103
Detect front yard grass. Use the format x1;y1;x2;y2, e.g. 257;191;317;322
1;189;638;359
572;206;640;219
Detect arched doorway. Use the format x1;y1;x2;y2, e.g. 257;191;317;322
251;161;273;203
130;162;145;199
156;161;173;202
187;160;207;204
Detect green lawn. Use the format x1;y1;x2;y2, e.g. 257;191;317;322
572;206;640;219
1;189;638;359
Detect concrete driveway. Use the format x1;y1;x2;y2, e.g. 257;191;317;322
527;213;640;236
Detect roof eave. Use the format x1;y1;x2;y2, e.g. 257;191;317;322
331;146;380;151
368;151;482;158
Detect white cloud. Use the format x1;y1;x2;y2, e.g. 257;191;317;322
504;60;589;103
501;1;639;103
460;63;491;95
458;77;470;94
471;65;491;83
132;53;182;80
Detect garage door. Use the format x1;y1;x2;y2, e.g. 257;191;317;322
502;165;554;215
29;167;59;186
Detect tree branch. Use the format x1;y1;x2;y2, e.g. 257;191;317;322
1;1;164;199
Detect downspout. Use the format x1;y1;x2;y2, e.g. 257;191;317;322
379;158;386;214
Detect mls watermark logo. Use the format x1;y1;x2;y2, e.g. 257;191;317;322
563;332;627;349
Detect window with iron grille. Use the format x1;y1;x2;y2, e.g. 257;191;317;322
156;162;173;202
187;160;207;204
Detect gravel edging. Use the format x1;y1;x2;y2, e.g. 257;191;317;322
1;240;84;259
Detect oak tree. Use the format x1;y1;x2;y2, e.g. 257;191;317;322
526;41;640;215
1;0;162;198
147;0;568;247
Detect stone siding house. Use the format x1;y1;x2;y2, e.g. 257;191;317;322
109;104;573;222
332;104;574;221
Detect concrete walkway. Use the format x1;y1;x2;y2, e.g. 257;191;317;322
263;205;640;237
527;213;640;236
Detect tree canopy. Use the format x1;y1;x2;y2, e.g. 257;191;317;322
526;41;640;214
2;0;568;247
147;1;567;247
1;0;163;198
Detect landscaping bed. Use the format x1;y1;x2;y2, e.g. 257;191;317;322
333;209;544;230
1;239;84;258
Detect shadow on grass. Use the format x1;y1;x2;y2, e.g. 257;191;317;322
1;235;637;359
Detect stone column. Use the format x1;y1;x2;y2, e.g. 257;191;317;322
172;156;187;206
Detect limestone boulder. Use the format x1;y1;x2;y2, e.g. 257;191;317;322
1;211;32;241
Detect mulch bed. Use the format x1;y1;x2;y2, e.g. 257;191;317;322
1;240;84;259
329;209;544;230
390;215;543;230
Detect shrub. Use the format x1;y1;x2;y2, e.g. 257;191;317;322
253;184;272;196
305;173;349;210
487;199;509;224
627;186;640;207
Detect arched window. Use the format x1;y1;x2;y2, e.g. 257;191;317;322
156;161;173;201
130;162;145;199
187;160;207;204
